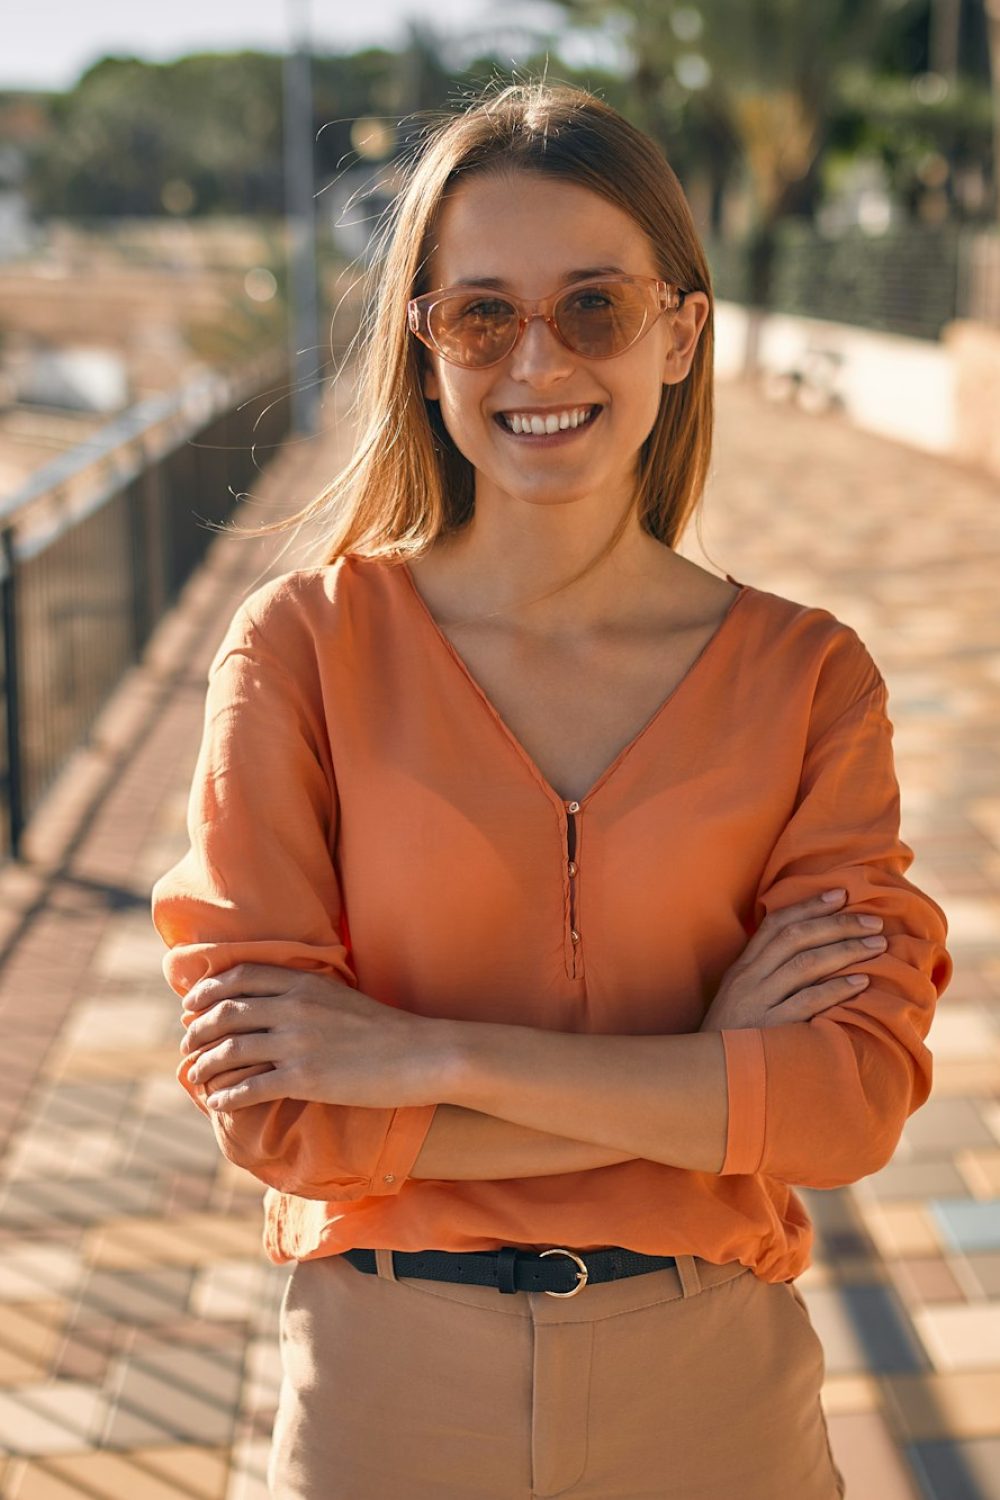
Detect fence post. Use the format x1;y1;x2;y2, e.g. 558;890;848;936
1;527;23;860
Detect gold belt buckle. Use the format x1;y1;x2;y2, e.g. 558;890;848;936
539;1247;589;1297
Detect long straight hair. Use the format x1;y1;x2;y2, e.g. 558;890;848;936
247;79;715;602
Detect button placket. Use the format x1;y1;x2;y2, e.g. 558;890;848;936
564;800;581;975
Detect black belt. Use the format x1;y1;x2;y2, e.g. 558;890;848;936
340;1245;677;1298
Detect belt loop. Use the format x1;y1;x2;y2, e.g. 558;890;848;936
374;1248;399;1282
496;1246;519;1294
674;1253;703;1299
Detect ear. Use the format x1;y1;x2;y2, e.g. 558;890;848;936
421;356;441;403
662;291;711;387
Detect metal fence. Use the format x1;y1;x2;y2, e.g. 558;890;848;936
0;353;291;861
706;223;1000;341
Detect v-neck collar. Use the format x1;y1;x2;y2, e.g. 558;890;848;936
395;558;752;812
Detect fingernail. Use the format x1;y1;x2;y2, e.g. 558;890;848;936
821;889;846;902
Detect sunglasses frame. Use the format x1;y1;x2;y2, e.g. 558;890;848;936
407;274;690;369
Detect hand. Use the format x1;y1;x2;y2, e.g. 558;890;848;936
699;890;886;1033
178;964;450;1112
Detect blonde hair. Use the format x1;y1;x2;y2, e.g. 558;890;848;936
245;77;715;604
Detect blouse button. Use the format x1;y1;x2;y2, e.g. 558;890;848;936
566;800;581;814
570;929;580;944
383;1173;396;1184
567;861;578;877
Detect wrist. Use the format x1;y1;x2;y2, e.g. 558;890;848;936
433;1016;492;1110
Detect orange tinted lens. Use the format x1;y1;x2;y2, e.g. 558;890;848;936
556;282;649;357
429;293;518;366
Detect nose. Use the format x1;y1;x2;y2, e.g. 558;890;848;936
507;314;575;384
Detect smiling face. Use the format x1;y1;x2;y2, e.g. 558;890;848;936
418;169;707;523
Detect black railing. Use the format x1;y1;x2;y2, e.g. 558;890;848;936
0;353;291;861
705;223;990;341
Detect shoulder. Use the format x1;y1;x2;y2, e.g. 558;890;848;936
734;576;887;729
210;555;401;665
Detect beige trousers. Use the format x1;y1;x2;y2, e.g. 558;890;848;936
268;1248;846;1499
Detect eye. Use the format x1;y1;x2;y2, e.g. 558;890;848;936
461;297;513;319
571;289;614;309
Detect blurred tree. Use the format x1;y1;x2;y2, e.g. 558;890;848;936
552;0;993;299
987;0;1000;217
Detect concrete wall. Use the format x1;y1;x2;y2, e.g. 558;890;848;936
714;300;957;457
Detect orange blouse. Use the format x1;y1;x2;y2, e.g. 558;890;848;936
150;556;952;1283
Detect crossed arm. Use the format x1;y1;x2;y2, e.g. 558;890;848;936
410;1027;727;1179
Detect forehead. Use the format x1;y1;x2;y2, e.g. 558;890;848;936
426;171;657;288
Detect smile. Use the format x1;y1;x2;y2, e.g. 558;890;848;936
494;404;602;437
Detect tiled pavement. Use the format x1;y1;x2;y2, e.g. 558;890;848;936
0;376;998;1498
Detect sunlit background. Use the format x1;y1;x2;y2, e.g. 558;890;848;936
0;6;999;1499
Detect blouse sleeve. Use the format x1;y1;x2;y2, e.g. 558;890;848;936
150;597;437;1201
717;641;953;1188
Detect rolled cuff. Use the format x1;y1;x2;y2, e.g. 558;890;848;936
368;1104;439;1195
718;1028;767;1176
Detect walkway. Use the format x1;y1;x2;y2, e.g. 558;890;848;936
0;379;997;1499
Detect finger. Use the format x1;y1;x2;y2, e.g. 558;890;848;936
180;999;276;1056
740;890;846;964
773;935;886;999
202;1062;276;1093
185;965;295;1012
765;973;870;1027
751;908;876;987
187;1033;277;1086
205;1070;286;1112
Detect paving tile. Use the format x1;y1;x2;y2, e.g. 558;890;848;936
4;1126;126;1181
956;1149;1000;1198
190;1260;266;1323
133;1075;195;1115
883;1371;1000;1441
864;1161;970;1201
912;1300;1000;1370
926;1004;999;1058
100;1339;243;1447
0;1246;84;1302
43;1044;186;1082
940;897;1000;945
0;1173;164;1231
900;1099;997;1154
59;998;169;1053
225;1435;271;1500
888;1257;966;1304
50;1315;120;1382
0;1380;106;1456
162;1174;216;1215
908;1437;1000;1500
818;1372;883;1415
794;1284;929;1374
0;1303;66;1386
863;1202;944;1258
824;1411;923;1500
82;1214;262;1271
121;1113;226;1175
74;1267;195;1325
961;1253;1000;1298
26;1082;135;1133
90;921;176;982
9;1445;229;1499
930;1198;1000;1253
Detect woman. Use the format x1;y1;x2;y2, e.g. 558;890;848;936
151;80;952;1499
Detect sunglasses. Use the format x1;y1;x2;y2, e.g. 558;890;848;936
407;274;690;370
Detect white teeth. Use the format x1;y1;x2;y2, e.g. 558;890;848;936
503;406;594;435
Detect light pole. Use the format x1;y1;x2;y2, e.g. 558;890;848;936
283;0;321;434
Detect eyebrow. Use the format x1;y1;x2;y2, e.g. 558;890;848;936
451;265;628;289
